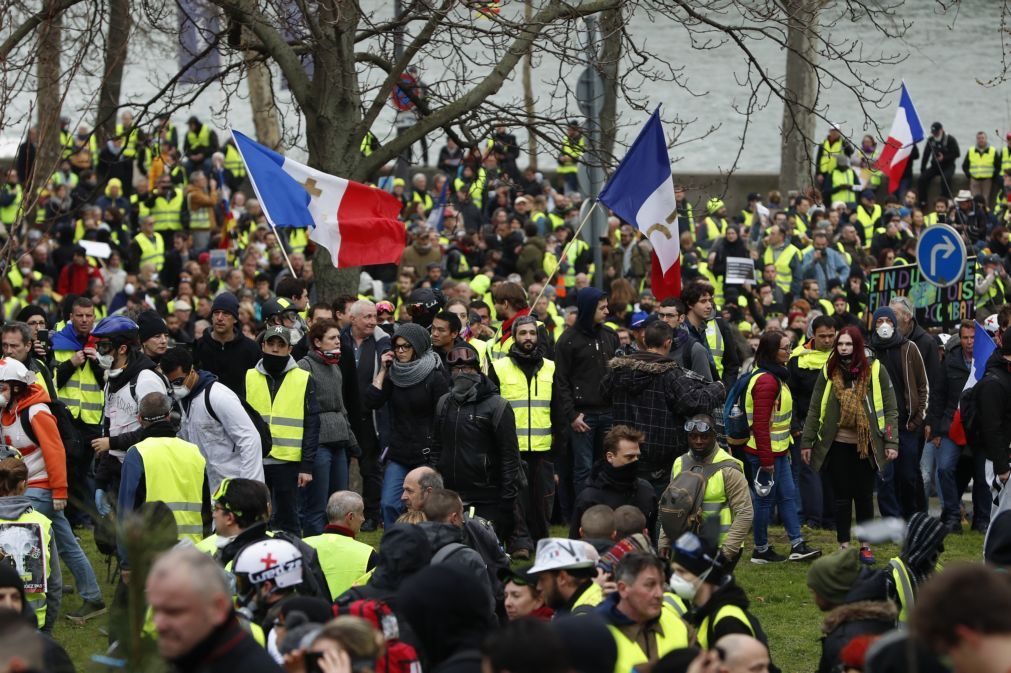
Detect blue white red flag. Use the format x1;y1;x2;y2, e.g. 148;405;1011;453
966;321;996;391
875;83;924;193
426;179;449;231
598;108;681;298
230;130;405;268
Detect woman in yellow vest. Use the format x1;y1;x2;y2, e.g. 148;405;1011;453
745;330;821;563
0;447;61;631
800;326;898;564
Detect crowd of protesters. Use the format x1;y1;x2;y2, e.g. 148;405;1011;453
3;111;1011;673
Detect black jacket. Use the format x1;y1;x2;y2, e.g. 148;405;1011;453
568;461;657;539
364;364;449;468
978;350;1011;473
340;325;392;446
817;570;895;673
168;614;283;673
193;328;262;398
921;132;960;172
927;342;971;436
217;522;331;602
554;288;620;421
433;376;520;505
692;581;779;673
908;320;942;391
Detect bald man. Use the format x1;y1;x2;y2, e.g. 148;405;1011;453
715;634;771;673
302;491;379;599
400;466;444;513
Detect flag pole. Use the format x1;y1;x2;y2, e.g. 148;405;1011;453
530;200;600;316
269;223;298;279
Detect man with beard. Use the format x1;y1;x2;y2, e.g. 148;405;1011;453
526;537;604;616
433;343;521;540
489;315;557;559
604;320;725;497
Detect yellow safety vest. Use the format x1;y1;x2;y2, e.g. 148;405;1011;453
0;185;23;226
151;190;185;232
701;216;728;245
287;228;308;255
817;360;887;438
705;320;725;379
54;349;104;424
130;192;151;220
968;146;998;179
246;367;310;462
136;232;166;271
1001;147;1011;176
745;372;793;454
412;190;434;214
558;135;586;174
698;262;724;309
855;204;882;246
830;168;858;204
1;510;53;623
608;608;691;673
188;191;212;231
302;532;375;600
224;142;247;178
924;212;940;226
889;557;915;624
977;274;1006;307
762;245;800;295
492;356;554;452
116;123;139;158
670;448;742;545
698;604;755;649
572;581;604;612
562;238;590;288
134;436;207;543
819;138;845;174
186;125;213;154
195;534;219;555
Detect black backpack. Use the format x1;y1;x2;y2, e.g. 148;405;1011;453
201;383;273;458
18;400;82;459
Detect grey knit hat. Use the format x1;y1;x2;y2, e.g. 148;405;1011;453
394;322;431;354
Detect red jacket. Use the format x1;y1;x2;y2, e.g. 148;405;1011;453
57;262;102;296
746;372;782;467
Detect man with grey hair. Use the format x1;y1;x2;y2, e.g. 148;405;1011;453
186;169;217;251
400;465;444;513
146;547;282;670
1;320;56;398
302;491;378;599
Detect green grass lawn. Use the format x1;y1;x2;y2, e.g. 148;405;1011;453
52;523;986;673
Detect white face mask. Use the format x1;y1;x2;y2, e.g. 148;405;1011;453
876;323;894;340
172;384;191;399
0;393;8;408
123;283;136;296
97;354;115;370
669;567;710;602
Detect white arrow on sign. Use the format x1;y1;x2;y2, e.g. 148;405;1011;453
930;234;956;278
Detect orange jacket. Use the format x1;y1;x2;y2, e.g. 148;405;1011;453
1;383;68;499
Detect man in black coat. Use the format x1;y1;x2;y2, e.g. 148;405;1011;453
192;293;261;397
918;121;960;205
977;327;1011;515
568;425;657;539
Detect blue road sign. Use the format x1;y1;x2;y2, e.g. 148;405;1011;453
916;224;967;288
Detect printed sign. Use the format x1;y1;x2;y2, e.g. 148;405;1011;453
209;249;228;271
724;257;757;285
865;259;976;330
0;522;47;594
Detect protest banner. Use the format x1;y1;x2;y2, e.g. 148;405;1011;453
725;257;757;285
865;258;975;330
0;521;47;594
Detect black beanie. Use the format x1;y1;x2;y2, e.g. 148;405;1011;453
137;310;168;342
15;305;47;326
0;562;29;618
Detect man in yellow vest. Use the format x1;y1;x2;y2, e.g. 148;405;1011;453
489;315;555;559
145;174;186;235
0;169;22;231
829;155;860;207
558;121;586;194
527;537;605;617
761;224;802;298
596;552;691;672
697;198;729;250
117;392;209;550
815;124;852;202
887;512;946;625
183;115;219;175
854;191;883;248
963;131;1001;199
976;254;1009;318
302;491;378;600
130;215;165;272
246;325;320;536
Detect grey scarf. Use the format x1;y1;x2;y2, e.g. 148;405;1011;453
390;350;440;388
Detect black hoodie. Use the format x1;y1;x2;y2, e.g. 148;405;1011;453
335;524;434;609
978;349;1011;473
554;287;620;422
692;580;779;673
0;564;75;673
568;460;657;538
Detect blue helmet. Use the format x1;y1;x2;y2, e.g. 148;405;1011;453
92;315;140;343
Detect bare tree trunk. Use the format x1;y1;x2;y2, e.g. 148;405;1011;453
523;0;537;170
598;5;622;164
246;51;282;150
779;0;822;193
34;0;63;195
96;0;131;143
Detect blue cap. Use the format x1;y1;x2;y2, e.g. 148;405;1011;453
630;311;649;328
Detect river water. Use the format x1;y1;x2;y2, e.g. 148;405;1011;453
3;0;1007;172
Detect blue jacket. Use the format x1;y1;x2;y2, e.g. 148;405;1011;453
800;247;850;295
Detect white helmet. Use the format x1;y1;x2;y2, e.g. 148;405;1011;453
0;358;36;386
985;314;1000;336
233;538;303;592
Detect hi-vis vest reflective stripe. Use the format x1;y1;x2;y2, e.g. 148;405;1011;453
303;533;375;600
889;557;915;624
116;123;138;158
819;138;844;174
856;204;882;246
224;143;246;178
54;349;104;424
151;191;185;231
670;447;741;544
186;125;213;153
745;373;793;453
698;604;755;649
705;320;725;378
608;608;690;673
558;135;586;174
818;360;886;441
135;436;207;543
136;232;165;270
188;192;212;230
762;244;800;295
493;356;554;452
831;168;858;204
246;367;310;462
3;511;52;623
0;185;23;225
968;146;998;179
662;592;689;619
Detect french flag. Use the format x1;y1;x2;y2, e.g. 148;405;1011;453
599;108;681;299
875;83;924;193
231;130;405;267
949;321;996;445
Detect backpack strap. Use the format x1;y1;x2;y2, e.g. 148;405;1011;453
436;392;450;420
18;407;37;446
203;384;219;422
432;542;467;565
490;396;509;429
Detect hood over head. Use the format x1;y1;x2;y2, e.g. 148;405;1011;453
575;287;606;335
368;524;433;591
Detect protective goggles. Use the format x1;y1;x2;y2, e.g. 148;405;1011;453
211;478;242;517
684;419;713;434
446;346;478;367
0;446;23;461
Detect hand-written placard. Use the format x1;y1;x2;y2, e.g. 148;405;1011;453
725;257;757;285
865;259;975;330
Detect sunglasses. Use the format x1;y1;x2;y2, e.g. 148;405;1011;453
684;420;712;434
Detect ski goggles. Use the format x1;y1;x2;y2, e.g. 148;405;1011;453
684;419;713;434
446;346;479;368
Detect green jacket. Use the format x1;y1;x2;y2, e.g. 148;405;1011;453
800;359;899;474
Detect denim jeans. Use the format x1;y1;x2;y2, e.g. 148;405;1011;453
381;460;411;530
921;439;940;500
876;460;901;518
791;440;825;526
25;488;102;603
745;453;802;550
935;437;963;524
264;462;301;536
570;412;612;497
299;443;349;536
